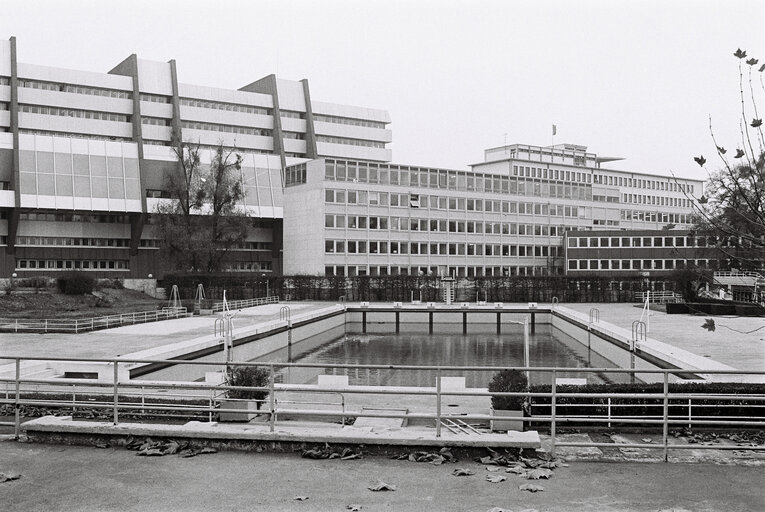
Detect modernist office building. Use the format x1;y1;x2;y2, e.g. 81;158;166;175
283;145;703;277
0;37;390;278
1;37;703;280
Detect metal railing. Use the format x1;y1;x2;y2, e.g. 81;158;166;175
211;296;279;312
1;356;764;463
0;308;189;334
635;291;683;303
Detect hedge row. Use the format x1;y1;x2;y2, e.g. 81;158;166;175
162;273;684;303
528;382;765;426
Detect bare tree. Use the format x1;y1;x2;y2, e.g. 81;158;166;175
154;138;249;273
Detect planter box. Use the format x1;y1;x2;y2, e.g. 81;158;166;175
491;408;524;432
219;399;263;422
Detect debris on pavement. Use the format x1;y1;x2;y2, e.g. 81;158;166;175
368;480;396;491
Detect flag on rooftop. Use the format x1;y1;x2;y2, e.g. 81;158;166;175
552;124;557;136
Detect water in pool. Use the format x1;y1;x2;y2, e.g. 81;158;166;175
276;324;626;387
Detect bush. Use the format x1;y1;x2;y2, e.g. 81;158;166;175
56;272;96;295
488;369;528;410
528;382;765;427
96;278;124;290
225;365;270;401
17;276;53;290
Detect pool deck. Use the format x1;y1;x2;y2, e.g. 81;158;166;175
0;302;334;363
1;300;762;379
564;302;765;373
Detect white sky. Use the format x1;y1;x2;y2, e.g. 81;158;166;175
2;0;763;181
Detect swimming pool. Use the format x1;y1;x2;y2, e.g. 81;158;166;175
276;324;628;387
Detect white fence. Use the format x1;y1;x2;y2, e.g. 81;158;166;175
0;307;189;334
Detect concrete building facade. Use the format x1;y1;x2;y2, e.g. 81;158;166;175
282;144;702;277
1;38;705;281
0;37;390;278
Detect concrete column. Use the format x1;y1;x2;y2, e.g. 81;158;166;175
6;36;19;255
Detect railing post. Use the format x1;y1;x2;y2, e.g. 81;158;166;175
436;368;442;438
550;369;557;459
45;319;48;333
607;397;612;428
663;371;669;462
14;358;20;440
91;318;94;331
112;360;119;425
688;398;692;429
269;364;275;432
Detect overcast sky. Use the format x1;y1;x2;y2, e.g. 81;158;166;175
2;0;763;181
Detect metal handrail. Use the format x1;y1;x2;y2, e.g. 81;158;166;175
0;308;189;334
3;353;765;465
211;296;279;313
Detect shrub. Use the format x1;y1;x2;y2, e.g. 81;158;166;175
488;369;528;410
56;272;96;295
225;365;270;401
96;278;124;290
17;276;53;290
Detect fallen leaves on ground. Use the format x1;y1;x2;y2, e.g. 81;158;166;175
525;468;553;480
485;465;501;472
0;472;22;483
302;444;362;461
293;496;309;501
486;474;507;483
452;468;475;476
392;447;454;465
125;437;212;458
346;505;362;511
368;480;396;491
519;483;545;492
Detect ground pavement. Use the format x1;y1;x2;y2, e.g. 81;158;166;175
564;303;765;373
2;439;764;512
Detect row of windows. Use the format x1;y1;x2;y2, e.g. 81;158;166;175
624;193;690;208
569;234;760;249
140;93;170;104
324;189;586;217
223;261;273;271
621;210;692;225
19;129;131;142
568;259;713;271
316;135;385;148
139;239;161;248
0;101;8;110
325;265;555;278
314;114;386;129
326;214;576;236
181;120;271;136
230;241;273;250
142;117;171;126
282;131;305;140
280;111;304;119
325;239;562;257
15;259;129;270
0;181;10;190
16;237;130;247
19;212;130;223
284;163;307;187
19;79;131;99
324;161;595;200
595;174;694;194
0;77;9;85
19;104;130;122
180;97;271;115
513;165;592;184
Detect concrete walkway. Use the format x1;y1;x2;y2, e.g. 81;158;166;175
565;303;765;372
2;440;764;511
0;302;332;362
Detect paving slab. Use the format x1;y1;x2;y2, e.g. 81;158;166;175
565;303;765;373
2;440;765;512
